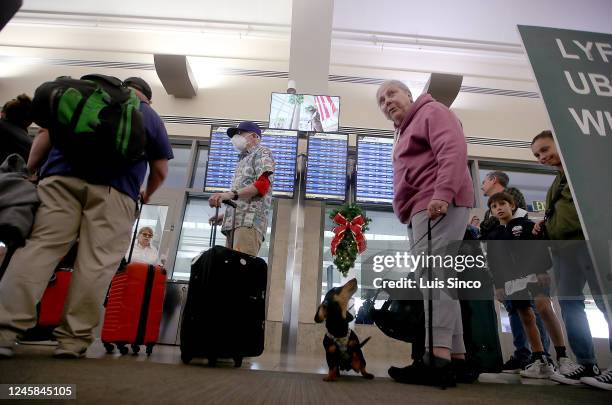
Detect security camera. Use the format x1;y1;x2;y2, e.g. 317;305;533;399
287;79;297;94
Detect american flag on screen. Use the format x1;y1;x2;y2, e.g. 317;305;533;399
314;96;338;121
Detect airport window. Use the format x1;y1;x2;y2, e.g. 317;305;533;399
173;196;273;280
478;166;556;214
190;146;208;190
499;298;609;339
321;205;410;320
165;144;193;189
142;143;193;189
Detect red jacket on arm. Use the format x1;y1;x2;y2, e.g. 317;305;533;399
253;173;271;196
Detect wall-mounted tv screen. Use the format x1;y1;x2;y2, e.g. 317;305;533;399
356;136;394;204
269;92;340;133
261;129;298;198
204;127;298;198
305;133;348;201
204;127;238;193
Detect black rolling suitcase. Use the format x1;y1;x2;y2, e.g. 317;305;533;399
457;234;503;373
180;200;267;367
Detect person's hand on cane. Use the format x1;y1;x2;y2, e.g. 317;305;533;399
495;288;506;303
427;199;448;220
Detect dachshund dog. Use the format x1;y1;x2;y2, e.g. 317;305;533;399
314;278;374;382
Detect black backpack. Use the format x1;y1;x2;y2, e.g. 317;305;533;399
32;74;146;170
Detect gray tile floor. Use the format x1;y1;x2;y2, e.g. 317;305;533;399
22;339;563;386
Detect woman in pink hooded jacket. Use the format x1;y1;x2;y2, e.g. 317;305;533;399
377;80;474;387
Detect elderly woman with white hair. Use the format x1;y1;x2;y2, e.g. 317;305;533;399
376;80;475;387
127;226;160;265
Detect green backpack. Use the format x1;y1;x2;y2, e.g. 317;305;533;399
32;74;146;171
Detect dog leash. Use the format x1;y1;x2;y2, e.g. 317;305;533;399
427;218;434;372
411;214;445;248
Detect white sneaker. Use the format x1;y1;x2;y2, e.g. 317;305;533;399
551;361;600;386
520;359;555;379
557;357;577;376
0;346;14;358
581;366;612;391
53;347;86;359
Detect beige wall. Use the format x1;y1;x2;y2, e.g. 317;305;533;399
1;45;548;162
267;199;291;323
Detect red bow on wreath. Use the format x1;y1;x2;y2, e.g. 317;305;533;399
330;213;367;256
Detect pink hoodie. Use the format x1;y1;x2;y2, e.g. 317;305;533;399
392;93;474;224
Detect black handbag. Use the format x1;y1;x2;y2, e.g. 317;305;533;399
370;278;424;343
355;297;375;324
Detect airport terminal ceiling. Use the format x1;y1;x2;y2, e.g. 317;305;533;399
9;1;612;76
17;0;612;44
2;1;612;157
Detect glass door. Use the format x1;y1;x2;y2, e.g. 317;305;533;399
133;188;186;271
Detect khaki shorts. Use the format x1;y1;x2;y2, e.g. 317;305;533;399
226;227;263;257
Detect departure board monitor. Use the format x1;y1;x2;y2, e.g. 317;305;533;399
305;133;348;201
204;127;298;198
356;136;394;204
204;127;238;193
261;129;298;198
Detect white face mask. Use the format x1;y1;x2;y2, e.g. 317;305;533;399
231;134;248;152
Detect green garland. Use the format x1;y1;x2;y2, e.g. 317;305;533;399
330;203;371;277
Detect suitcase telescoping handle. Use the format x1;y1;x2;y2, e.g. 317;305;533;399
127;200;145;264
210;199;237;248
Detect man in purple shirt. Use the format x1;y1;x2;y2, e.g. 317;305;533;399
0;77;173;359
377;80;475;387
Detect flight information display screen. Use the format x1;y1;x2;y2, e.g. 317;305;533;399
305;133;348;201
261;129;298;197
204;127;298;198
204;128;238;193
356;136;394;204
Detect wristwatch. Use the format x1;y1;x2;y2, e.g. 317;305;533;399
231;190;239;200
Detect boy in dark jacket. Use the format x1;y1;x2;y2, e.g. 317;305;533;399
487;192;568;380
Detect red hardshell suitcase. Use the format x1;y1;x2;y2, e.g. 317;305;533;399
101;202;167;356
101;261;167;355
35;242;78;328
38;269;73;326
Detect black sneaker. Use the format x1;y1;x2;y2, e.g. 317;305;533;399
581;366;612;391
452;358;480;384
551;362;600;386
388;357;456;388
502;355;529;374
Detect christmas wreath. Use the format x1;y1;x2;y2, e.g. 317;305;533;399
330;204;371;276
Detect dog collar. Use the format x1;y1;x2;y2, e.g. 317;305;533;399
326;329;351;346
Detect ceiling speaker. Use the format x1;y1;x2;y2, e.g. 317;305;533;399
154;54;198;98
423;73;463;107
1;0;22;32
